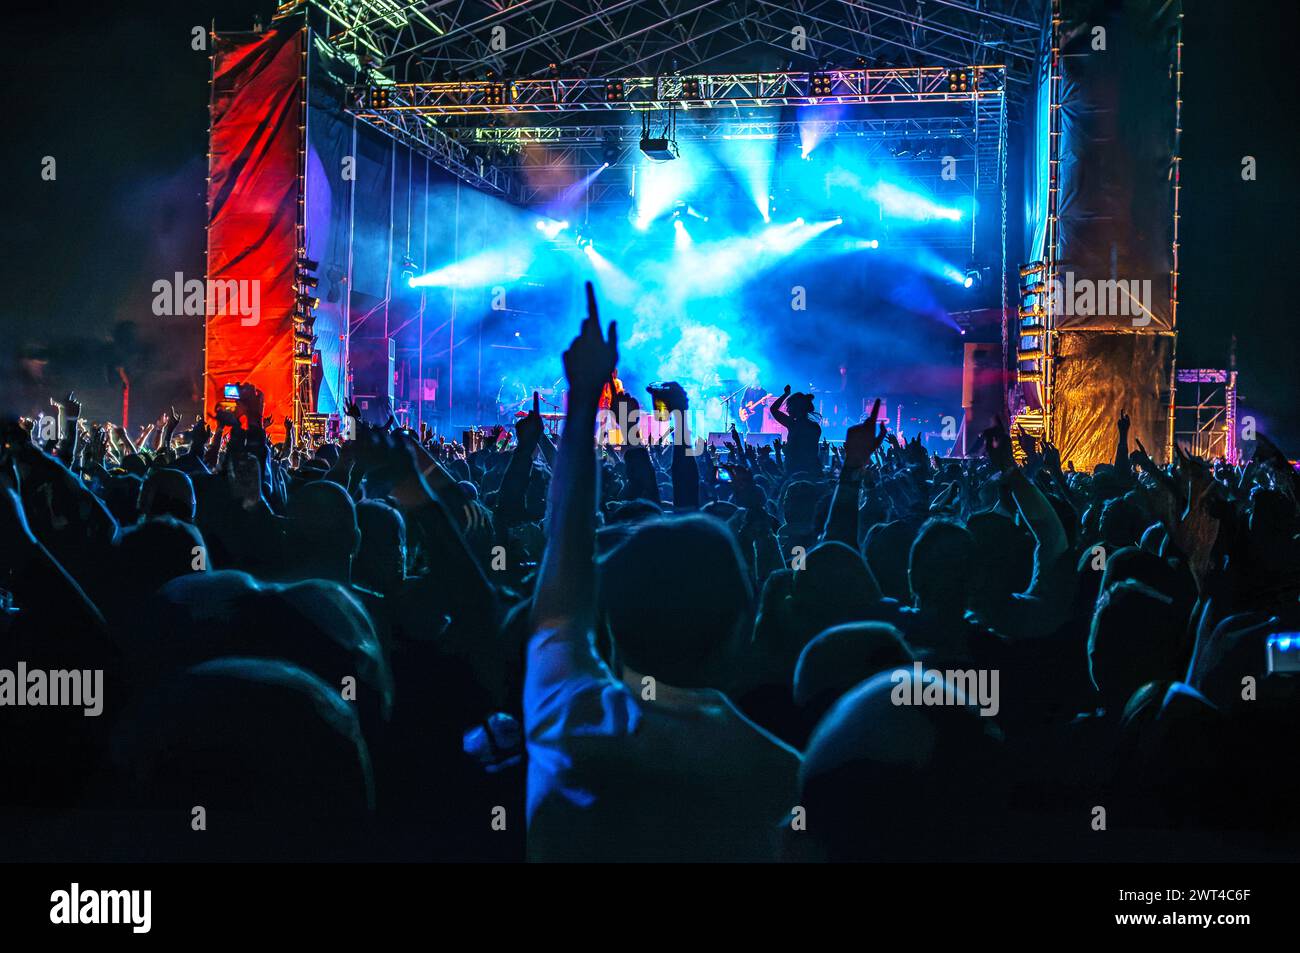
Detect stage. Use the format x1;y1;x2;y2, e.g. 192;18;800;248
203;0;1187;468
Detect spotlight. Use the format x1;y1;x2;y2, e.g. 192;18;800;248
575;231;593;249
682;77;702;100
296;253;321;299
602;130;621;166
809;71;833;97
399;255;417;282
963;268;982;290
794;217;805;226
947;70;971;94
605;79;625;102
536;218;569;239
364;86;390;110
484;81;514;106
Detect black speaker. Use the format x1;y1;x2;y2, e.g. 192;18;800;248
351;337;394;424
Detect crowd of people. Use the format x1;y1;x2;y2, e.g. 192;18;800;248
2;283;1298;862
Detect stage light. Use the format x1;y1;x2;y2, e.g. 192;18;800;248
809;72;833;98
717;130;775;223
947;70;970;94
484;82;514;106
409;246;534;289
639;136;677;161
398;254;417;283
868;182;964;223
673;218;692;250
364;86;390;110
602;131;621;166
794;217;805;226
633;155;692;225
536;218;569;239
964;268;982;290
1019;260;1046;277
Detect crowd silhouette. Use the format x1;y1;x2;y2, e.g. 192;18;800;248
1;283;1297;862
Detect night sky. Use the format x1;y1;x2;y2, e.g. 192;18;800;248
2;1;1297;446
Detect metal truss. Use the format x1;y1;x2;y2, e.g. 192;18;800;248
277;2;1016;244
1174;368;1238;464
349;104;526;201
460;114;981;146
354;64;1005;114
497;116;986;206
346;64;1006;208
278;1;1046;96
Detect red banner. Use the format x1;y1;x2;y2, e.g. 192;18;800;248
205;26;302;436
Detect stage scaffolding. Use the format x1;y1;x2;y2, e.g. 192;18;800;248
343;66;1008;213
262;0;1036;430
1174;369;1239;464
1011;0;1182;467
276;0;1046;88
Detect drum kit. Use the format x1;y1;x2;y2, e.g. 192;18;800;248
499;382;565;436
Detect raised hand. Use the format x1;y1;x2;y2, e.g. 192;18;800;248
1172;442;1220;589
563;282;618;403
843;398;886;469
516;391;544;448
981;418;1015;473
1117;409;1131;435
235;382;265;425
1131;436;1156;469
1041;440;1062;472
50;392;81;418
